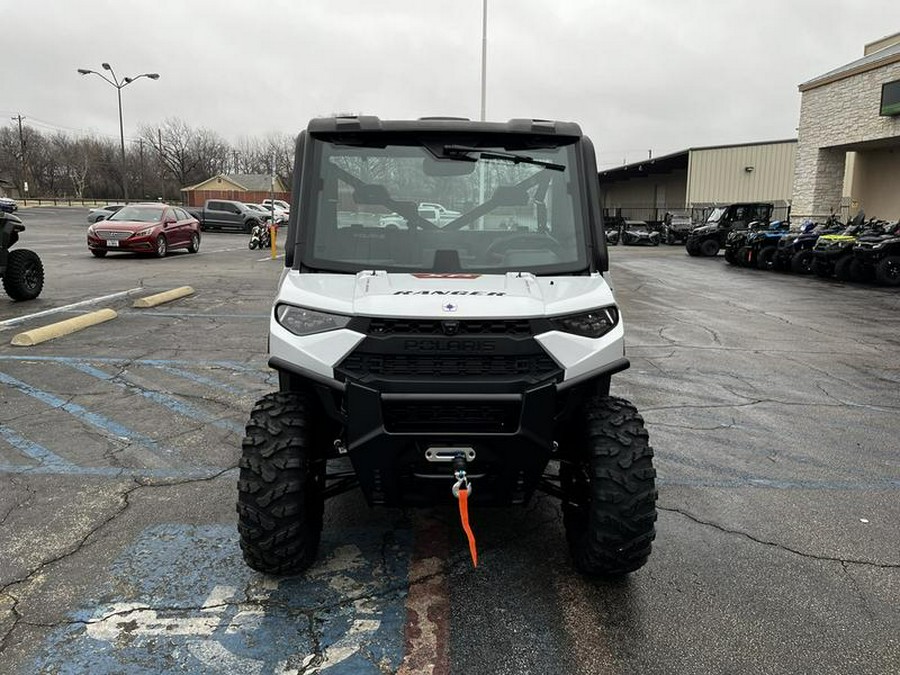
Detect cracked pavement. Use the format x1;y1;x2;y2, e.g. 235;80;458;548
1;210;898;674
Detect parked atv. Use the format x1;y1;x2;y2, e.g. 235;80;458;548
1;211;45;301
773;217;843;274
811;218;880;280
723;220;766;266
685;202;774;257
848;219;900;285
744;221;790;270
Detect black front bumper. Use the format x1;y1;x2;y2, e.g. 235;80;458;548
344;380;556;506
269;353;629;507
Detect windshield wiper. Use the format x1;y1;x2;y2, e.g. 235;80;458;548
442;145;565;171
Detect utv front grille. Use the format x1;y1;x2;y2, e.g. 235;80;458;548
383;400;521;433
367;318;532;336
337;316;562;388
338;353;558;379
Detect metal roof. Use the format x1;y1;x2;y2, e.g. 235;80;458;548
799;40;900;92
598;139;796;182
598;149;688;181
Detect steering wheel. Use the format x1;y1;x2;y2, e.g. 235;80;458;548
486;233;564;260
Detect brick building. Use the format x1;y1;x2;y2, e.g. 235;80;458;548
181;174;289;208
792;33;900;222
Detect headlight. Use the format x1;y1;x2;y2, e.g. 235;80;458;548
275;304;351;336
550;307;619;339
135;227;154;237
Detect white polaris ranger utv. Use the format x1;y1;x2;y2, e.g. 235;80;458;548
238;116;657;577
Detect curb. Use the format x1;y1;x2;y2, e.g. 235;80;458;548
133;286;195;308
11;309;118;346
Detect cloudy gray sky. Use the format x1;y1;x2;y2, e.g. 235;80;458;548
3;0;899;168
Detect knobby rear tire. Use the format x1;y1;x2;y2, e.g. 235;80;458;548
2;249;44;301
237;391;325;575
791;249;813;274
875;256;900;286
756;246;777;271
834;256;854;281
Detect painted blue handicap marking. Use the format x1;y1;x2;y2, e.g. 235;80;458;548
33;524;412;674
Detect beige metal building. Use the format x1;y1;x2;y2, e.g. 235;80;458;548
792;32;900;222
599;140;796;223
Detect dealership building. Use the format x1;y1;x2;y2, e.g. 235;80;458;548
598;141;796;224
792;32;900;222
599;32;900;225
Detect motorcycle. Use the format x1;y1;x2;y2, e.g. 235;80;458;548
248;221;272;250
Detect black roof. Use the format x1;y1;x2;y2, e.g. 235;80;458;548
599;149;689;182
307;116;583;140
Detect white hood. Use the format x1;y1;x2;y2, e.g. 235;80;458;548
276;270;616;318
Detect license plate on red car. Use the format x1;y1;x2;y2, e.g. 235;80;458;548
106;240;119;247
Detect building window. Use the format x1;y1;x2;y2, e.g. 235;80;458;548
879;80;900;116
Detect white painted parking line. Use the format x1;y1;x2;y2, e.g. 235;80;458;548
257;254;284;262
200;247;248;254
0;288;142;329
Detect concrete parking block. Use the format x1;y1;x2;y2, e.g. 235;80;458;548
10;308;118;346
133;286;195;308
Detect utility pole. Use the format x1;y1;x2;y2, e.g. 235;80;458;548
138;138;145;199
11;114;27;196
158;128;165;201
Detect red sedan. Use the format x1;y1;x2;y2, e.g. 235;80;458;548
87;203;201;258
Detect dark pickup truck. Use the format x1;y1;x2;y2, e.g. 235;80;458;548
186;199;268;233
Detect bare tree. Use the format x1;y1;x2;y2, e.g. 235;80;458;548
1;117;294;199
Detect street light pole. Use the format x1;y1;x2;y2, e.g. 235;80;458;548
77;63;159;203
481;0;487;122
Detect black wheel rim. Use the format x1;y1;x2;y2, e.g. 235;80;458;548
24;262;40;290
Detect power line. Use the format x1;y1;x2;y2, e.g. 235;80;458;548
6;112;140;143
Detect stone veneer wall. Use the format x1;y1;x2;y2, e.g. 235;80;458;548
792;60;900;220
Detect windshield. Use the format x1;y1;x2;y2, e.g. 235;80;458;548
706;207;726;224
302;138;589;274
107;205;165;222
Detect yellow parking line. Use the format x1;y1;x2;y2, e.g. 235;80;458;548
10;309;118;347
133;286;195;308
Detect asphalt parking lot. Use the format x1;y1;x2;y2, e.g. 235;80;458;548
1;207;898;674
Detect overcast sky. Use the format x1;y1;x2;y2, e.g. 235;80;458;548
3;0;899;168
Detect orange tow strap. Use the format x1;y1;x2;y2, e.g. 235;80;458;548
457;487;478;567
